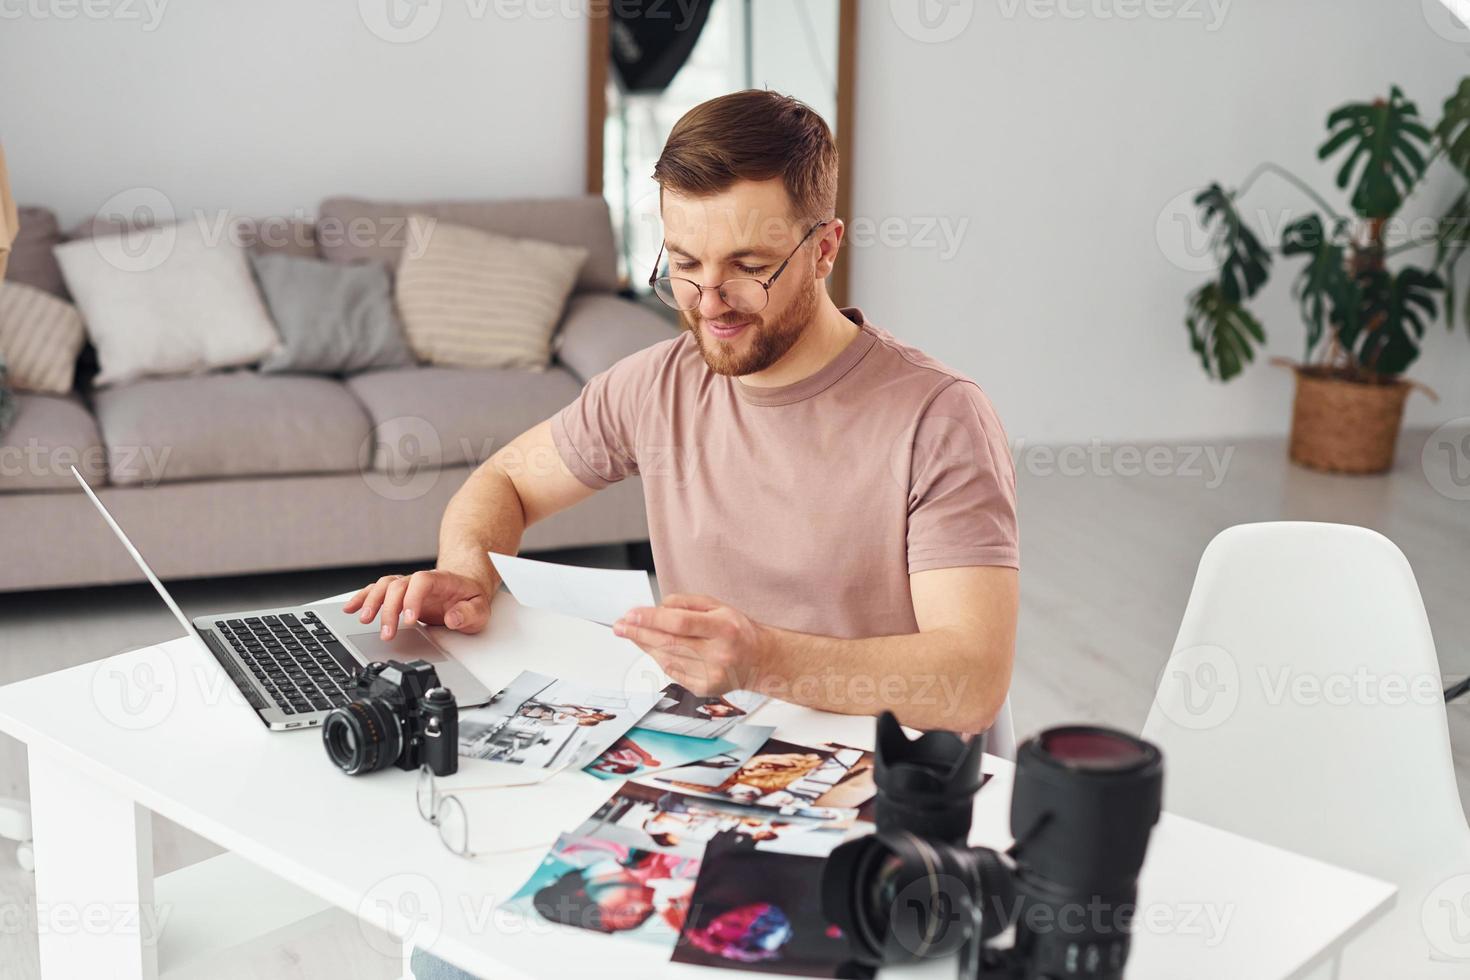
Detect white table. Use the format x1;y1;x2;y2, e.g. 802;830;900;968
0;592;1395;980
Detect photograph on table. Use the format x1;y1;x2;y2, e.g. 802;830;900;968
505;832;701;947
662;737;877;813
649;724;776;789
672;841;873;977
573;782;857;858
457;670;657;771
584;727;738;781
635;682;768;738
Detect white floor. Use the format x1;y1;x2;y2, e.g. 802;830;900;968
1;430;1466;977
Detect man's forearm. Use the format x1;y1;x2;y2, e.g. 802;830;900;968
435;461;527;591
747;625;1011;733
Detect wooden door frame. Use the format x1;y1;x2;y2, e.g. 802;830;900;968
585;1;857;306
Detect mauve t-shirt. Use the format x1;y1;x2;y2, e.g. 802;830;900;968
551;308;1019;639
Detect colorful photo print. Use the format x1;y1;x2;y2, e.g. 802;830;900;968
457;671;657;771
584;727;738;781
635;683;768;738
650;724;777;789
573;782;856;858
663;737;877;813
673;842;873;977
505;833;701;947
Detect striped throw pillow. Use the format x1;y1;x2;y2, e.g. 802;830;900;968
0;280;85;393
394;215;587;370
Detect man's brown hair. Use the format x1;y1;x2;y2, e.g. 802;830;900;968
652;89;838;224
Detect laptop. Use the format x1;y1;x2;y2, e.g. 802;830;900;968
72;467;492;731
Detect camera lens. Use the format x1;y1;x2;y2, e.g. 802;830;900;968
1037;728;1155;772
322;699;402;775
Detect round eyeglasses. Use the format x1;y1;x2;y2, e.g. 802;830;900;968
648;221;829;315
415;764;557;858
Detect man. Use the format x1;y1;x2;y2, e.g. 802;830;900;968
347;89;1018;735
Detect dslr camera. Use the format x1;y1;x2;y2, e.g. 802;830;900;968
322;660;458;777
823;712;1163;979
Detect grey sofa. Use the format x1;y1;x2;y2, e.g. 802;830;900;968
0;196;672;593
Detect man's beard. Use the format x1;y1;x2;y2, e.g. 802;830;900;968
681;282;820;378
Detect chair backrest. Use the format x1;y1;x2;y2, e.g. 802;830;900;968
988;695;1017;762
1143;522;1470;973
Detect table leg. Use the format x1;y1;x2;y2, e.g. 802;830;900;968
29;749;157;980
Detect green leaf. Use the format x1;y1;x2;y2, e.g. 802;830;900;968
1338;265;1444;375
1433;188;1470;332
1319;86;1433;219
1436;77;1470;178
1194;183;1272;303
1282;214;1352;356
1185;282;1266;382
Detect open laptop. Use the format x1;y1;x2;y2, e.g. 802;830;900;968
72;467;491;731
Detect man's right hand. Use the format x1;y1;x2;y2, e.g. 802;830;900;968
342;569;493;640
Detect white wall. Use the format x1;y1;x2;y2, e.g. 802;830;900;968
848;0;1470;443
0;0;588;226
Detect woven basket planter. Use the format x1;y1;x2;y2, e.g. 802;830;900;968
1288;367;1411;474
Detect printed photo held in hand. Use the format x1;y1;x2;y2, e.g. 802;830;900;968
636;681;768;738
673;840;872;978
457;671;656;771
574;782;856;859
660;736;876;813
584;727;737;781
505;832;701;948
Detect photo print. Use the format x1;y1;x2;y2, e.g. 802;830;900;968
636;683;768;738
649;724;776;789
584;727;738;781
672;841;873;978
505;832;701;947
662;737;877;813
457;671;657;771
573;782;856;858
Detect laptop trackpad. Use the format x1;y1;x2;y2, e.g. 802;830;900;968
345;629;446;664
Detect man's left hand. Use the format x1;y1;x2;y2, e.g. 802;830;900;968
613;593;767;696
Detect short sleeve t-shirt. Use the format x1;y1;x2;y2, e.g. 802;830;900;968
551;308;1018;639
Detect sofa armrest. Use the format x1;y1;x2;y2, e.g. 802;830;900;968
555;293;678;383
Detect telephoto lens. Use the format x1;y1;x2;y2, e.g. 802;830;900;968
872;711;986;845
821;721;1163;980
1004;726;1163;979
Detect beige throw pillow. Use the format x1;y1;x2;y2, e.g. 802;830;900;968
394;215;587;370
0;281;86;393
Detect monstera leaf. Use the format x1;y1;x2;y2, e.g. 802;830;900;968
1336;265;1443;376
1194;183;1271;303
1436;77;1470;178
1434;189;1470;331
1185;282;1265;381
1318;86;1432;219
1281;213;1352;356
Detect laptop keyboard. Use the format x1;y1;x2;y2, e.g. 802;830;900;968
214;611;356;716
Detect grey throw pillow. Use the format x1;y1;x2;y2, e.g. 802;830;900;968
249;252;414;374
0;354;16;434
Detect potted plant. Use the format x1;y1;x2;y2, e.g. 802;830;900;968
1183;81;1470;473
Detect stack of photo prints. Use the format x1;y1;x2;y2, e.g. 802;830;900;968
455;671;881;977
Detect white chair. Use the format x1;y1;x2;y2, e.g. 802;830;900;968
1143;521;1470;977
989;696;1017;762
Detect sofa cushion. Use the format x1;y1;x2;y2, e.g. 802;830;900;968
554;293;679;384
317;195;618;294
346;364;583;472
5;207;67;298
0;282;87;393
93;372;371;485
0;391;107;491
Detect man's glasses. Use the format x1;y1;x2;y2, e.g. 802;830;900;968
416;764;558;858
648;220;829;315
